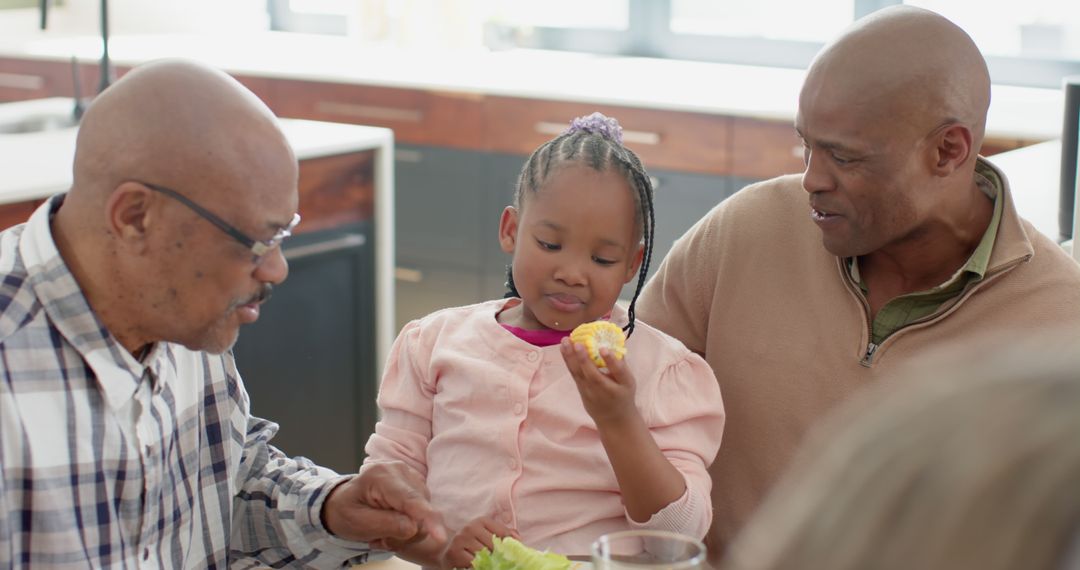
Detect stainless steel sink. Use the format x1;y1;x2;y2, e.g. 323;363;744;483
0;112;79;134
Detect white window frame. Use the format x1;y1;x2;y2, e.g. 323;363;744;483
499;0;1080;88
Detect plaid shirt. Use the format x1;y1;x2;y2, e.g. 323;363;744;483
0;196;374;568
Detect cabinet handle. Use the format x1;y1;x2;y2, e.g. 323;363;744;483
395;267;424;283
284;233;366;261
315;101;423;123
534;121;661;145
0;72;45;90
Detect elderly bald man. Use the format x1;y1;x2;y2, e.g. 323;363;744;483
637;6;1080;563
0;59;445;568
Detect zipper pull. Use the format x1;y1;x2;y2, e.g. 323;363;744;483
861;342;879;367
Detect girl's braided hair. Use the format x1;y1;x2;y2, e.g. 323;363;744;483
504;112;654;338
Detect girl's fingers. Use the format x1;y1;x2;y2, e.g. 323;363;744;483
448;543;482;569
562;340;601;382
600;348;631;384
559;339;585;379
483;519;519;542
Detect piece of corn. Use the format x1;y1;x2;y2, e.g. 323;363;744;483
569;321;626;368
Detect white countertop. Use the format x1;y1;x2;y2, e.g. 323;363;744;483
987;140;1077;250
988;140;1078;262
0;97;391;203
0;31;1066;141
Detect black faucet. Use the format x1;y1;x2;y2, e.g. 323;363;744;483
97;0;113;95
40;0;114;122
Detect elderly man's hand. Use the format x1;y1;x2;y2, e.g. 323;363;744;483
321;461;447;548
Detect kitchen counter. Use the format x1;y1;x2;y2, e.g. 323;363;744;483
989;140;1078;261
0;31;1065;142
0;96;397;373
989;140;1061;240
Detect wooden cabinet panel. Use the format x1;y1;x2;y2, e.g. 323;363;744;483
0;57;91;102
272;79;485;149
0;200;41;230
295;150;375;234
0;58;132;103
483;96;731;176
730;118;805;180
231;74;277;110
235;221;376;473
980;137;1039;157
426;89;486;149
729;119;1041;177
0;147;372;239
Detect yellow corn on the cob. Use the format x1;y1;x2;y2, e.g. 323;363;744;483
569;321;626;368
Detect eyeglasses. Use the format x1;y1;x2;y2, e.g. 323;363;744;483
140;181;300;263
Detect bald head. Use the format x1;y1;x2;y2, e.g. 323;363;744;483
71;59;296;212
52;59;299;354
802;6;990;151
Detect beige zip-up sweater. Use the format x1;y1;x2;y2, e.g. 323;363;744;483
636;159;1080;562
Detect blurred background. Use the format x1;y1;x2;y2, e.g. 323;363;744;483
0;0;1077;87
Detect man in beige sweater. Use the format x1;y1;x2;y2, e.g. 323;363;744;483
636;6;1080;564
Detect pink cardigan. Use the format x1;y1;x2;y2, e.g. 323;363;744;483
364;298;725;555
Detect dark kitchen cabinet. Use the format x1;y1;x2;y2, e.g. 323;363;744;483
233;222;375;474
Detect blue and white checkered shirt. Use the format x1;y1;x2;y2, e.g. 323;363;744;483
0;196;373;568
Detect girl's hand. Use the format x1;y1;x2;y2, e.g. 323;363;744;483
560;337;638;425
440;516;519;569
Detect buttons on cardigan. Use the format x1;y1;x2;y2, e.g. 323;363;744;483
526;351;539;362
508;458;518;470
513;402;524;415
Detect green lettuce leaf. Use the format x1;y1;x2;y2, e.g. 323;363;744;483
471;536;571;570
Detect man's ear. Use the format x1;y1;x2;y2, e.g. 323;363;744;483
498;206;519;254
105;182;156;251
929;123;974;175
624;242;645;284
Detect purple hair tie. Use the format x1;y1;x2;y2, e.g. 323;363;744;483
563;112;624;145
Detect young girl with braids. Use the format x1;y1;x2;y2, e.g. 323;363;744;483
364;113;725;568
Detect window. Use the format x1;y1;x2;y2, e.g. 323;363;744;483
906;0;1080;85
0;0;42;8
495;1;627;30
490;0;1080;87
266;0;1080;88
907;0;1080;60
669;0;851;43
267;0;350;35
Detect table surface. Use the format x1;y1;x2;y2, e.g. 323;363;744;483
358;556;421;570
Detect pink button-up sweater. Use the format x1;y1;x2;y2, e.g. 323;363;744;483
364;299;725;555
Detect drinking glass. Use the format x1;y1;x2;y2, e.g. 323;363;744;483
591;530;706;570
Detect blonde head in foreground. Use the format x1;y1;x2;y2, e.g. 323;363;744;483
725;332;1080;570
